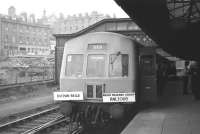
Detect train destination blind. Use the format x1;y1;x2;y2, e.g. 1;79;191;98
54;91;83;100
103;93;135;102
88;43;107;50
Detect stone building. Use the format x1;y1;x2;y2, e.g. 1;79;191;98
0;6;51;59
39;11;113;34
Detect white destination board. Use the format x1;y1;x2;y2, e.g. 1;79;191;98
103;93;135;102
54;91;83;101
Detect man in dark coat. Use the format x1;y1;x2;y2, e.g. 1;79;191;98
189;61;200;100
182;61;190;95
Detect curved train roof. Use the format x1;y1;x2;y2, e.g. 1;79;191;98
64;32;138;46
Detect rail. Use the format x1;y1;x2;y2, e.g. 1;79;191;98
71;126;84;134
0;106;62;133
0;79;55;90
0;103;84;134
0;105;59;128
22;115;65;134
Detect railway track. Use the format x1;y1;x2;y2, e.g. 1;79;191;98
0;105;63;134
0;104;83;134
0;103;138;134
0;104;137;134
34;119;83;134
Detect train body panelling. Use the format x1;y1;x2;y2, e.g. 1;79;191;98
55;37;72;83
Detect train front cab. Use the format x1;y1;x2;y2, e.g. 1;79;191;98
58;32;139;119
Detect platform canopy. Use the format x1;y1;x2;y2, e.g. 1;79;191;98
114;0;200;60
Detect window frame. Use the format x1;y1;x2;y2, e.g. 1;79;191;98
65;54;84;78
109;53;129;77
86;54;107;77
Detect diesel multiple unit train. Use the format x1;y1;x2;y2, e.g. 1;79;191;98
57;32;155;124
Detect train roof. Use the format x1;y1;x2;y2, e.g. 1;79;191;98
64;32;141;46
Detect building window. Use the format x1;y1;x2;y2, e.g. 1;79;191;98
19;47;26;51
12;36;16;43
5;35;9;43
5;26;8;31
19;36;22;43
27;37;30;43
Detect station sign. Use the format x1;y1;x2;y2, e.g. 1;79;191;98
54;91;83;101
103;93;135;102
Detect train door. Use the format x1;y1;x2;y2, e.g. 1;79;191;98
139;47;157;103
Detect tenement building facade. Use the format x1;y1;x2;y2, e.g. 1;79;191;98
0;6;51;59
39;11;113;34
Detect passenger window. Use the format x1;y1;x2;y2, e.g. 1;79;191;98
109;54;129;77
65;54;84;77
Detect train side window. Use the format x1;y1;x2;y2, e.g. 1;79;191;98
109;54;129;77
140;55;155;76
65;54;84;77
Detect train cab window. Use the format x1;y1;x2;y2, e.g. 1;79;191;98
87;55;106;77
65;54;83;77
109;54;129;77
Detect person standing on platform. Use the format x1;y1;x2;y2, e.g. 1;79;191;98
189;61;200;100
157;62;168;96
182;61;190;95
157;63;163;96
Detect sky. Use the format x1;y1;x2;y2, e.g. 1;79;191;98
0;0;129;19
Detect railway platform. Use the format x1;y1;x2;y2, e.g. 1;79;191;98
121;80;200;134
0;94;54;118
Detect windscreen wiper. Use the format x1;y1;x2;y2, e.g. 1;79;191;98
110;51;121;65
